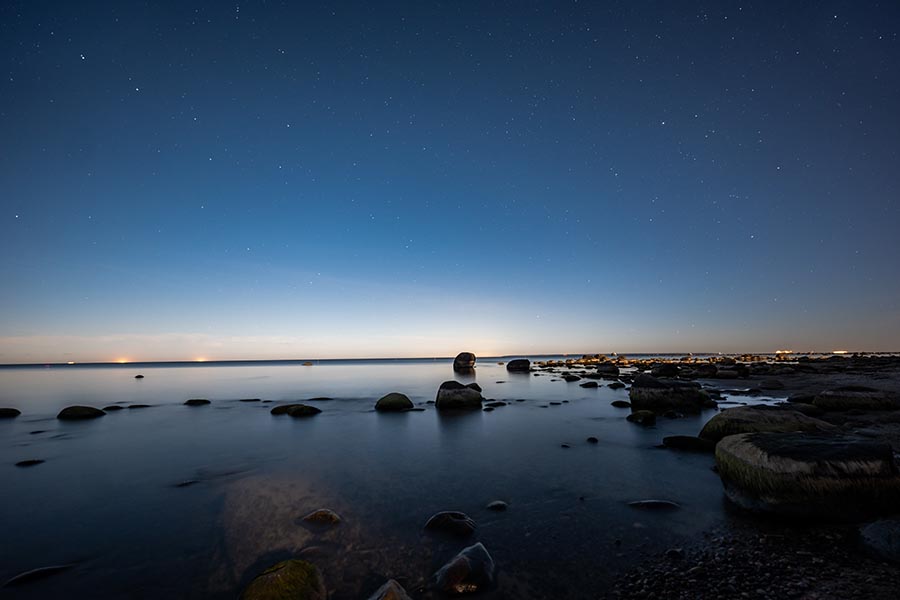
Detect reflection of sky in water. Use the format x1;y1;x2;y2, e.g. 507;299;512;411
0;362;750;599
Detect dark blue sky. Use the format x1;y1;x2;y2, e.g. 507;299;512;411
1;1;899;362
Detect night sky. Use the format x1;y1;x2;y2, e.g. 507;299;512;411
1;1;899;363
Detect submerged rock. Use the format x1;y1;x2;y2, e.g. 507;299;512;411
435;381;484;410
562;374;581;382
0;408;21;418
15;459;45;467
240;559;325;600
580;381;599;388
453;352;476;372
715;432;900;519
432;542;495;594
375;392;414;412
506;359;531;372
626;410;656;426
270;403;322;416
103;405;125;411
424;511;476;537
608;381;626;390
629;375;715;413
302;508;341;526
486;500;508;511
366;579;413;600
662;435;716;453
185;398;211;406
128;404;151;409
699;405;834;442
611;400;631;408
57;406;105;420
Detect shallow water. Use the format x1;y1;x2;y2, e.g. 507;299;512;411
0;359;749;598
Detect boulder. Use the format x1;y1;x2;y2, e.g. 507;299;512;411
611;400;631;408
453;352;476;372
424;511;476;537
286;404;321;417
0;408;22;418
579;381;598;388
813;387;899;411
432;542;495;594
185;398;211;406
860;519;900;563
715;432;900;519
562;374;581;382
699;405;835;443
650;363;680;378
506;359;531;372
626;410;656;426
366;579;413;600
662;435;716;453
57;406;105;420
435;381;484;410
596;363;620;376
240;559;325;600
608;382;626;390
374;392;413;412
629;375;714;413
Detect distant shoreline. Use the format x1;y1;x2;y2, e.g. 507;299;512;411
2;351;899;369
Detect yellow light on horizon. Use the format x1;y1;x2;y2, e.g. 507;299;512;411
116;358;129;364
832;350;849;355
195;357;207;362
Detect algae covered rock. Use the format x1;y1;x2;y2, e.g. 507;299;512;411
366;579;413;600
699;405;834;442
240;559;325;600
435;381;484;410
628;375;714;413
57;406;105;420
715;431;900;519
375;392;414;412
432;542;495;594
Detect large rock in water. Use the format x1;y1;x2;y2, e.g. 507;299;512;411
240;559;325;600
505;359;531;372
453;352;476;372
367;579;413;600
374;392;413;412
435;381;484;410
596;363;620;377
432;542;495;594
57;406;105;420
628;374;715;413
812;386;899;411
699;405;835;442
0;408;21;418
715;432;900;519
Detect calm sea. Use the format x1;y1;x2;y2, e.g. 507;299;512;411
0;357;765;599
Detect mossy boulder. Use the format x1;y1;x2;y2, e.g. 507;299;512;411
367;579;413;600
432;542;495;594
57;406;105;420
715;432;900;519
813;387;899;411
628;375;715;413
240;559;325;600
0;408;21;418
435;381;484;410
699;405;834;442
375;392;413;412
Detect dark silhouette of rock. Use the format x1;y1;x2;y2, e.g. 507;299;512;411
506;359;531;372
0;408;20;418
375;392;414;412
366;579;413;600
699;405;834;442
435;381;484;410
185;399;211;406
626;410;656;426
453;352;476;372
57;406;105;420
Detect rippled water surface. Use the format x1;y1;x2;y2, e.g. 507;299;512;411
0;359;743;598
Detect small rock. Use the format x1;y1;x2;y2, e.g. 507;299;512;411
57;406;105;420
626;410;656;426
302;508;341;526
366;579;413;600
628;499;681;510
286;404;322;417
587;436;599;444
453;352;477;372
185;398;211;406
128;404;151;409
611;400;631;408
375;392;414;412
486;500;508;511
239;398;261;403
134;374;144;379
103;405;125;411
561;443;571;448
579;381;599;388
0;408;21;418
424;511;476;537
15;459;45;468
432;542;495;594
608;382;626;390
